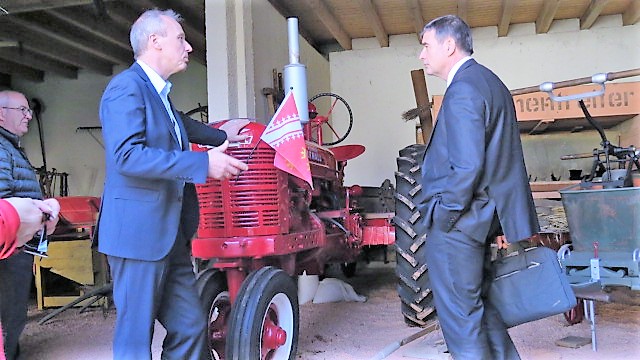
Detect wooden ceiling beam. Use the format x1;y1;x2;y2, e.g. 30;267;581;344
0;0;114;14
109;1;205;64
0;58;44;82
0;47;78;79
457;0;469;23
45;7;132;51
580;0;610;29
267;0;322;54
1;14;130;64
358;0;388;47
405;0;425;37
308;0;352;50
0;23;113;75
536;0;561;33
623;0;640;25
498;0;516;37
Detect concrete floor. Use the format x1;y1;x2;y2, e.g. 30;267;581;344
19;261;640;359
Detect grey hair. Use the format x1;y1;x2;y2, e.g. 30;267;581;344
420;15;473;56
130;9;183;59
0;90;23;107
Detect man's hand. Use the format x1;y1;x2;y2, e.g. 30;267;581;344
207;141;249;180
218;119;250;142
40;198;60;235
4;197;47;247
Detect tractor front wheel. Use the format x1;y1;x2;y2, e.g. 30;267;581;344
226;267;299;360
197;269;230;360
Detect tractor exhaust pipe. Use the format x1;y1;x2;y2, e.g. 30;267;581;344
284;17;309;124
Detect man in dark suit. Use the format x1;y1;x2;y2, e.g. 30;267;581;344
97;9;248;360
417;15;539;359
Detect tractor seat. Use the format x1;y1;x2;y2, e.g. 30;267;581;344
330;144;365;162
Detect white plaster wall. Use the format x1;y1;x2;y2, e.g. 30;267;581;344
13;62;208;197
11;0;328;198
251;0;330;124
331;16;640;187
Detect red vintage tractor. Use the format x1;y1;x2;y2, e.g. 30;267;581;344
190;93;395;360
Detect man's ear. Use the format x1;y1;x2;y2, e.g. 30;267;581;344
445;37;456;56
149;34;161;50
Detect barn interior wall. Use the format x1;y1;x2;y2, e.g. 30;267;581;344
13;62;208;197
330;15;639;187
12;1;329;198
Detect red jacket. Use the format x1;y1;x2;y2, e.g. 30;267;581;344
0;199;19;260
0;198;20;360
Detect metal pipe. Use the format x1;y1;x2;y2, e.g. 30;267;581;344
284;17;309;124
511;68;640;96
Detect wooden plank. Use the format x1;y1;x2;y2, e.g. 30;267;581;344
309;0;352;50
432;82;640;124
498;0;516;37
530;180;580;192
623;0;640;25
358;0;388;47
536;0;561;34
404;0;425;37
580;0;610;30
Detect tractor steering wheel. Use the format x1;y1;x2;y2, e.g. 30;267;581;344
308;92;353;146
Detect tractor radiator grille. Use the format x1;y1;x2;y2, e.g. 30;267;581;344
196;144;287;238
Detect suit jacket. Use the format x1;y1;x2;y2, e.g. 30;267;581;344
420;59;539;242
97;63;227;261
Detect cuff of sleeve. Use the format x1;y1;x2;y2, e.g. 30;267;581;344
0;199;20;259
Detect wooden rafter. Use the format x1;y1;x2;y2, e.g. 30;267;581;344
0;47;78;79
623;0;640;25
0;23;113;75
45;7;131;51
0;58;43;82
536;0;561;34
1;15;129;64
358;0;388;47
498;0;516;37
457;0;469;23
405;0;425;37
580;0;610;30
266;0;319;51
308;0;352;50
0;0;114;14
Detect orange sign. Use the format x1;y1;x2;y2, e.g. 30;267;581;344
431;81;640;122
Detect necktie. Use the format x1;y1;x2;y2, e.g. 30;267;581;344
160;82;183;149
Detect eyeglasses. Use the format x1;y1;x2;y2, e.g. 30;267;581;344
1;106;33;116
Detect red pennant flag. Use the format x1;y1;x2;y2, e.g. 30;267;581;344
260;91;313;188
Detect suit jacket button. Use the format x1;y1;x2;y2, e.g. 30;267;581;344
178;196;183;201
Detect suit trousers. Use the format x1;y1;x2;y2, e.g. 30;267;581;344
425;226;520;360
0;252;33;360
108;227;206;360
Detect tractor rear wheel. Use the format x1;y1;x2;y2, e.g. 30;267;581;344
226;267;298;360
394;144;436;327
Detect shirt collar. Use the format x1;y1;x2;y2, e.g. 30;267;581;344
136;60;171;95
446;56;473;88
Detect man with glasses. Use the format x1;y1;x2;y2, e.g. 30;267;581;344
0;90;59;359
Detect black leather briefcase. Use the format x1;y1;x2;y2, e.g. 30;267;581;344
489;245;577;328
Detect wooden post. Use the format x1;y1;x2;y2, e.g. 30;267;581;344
410;69;433;143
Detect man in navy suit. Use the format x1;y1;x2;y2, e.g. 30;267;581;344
417;15;539;359
97;9;248;360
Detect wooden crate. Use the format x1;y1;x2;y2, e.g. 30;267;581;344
34;239;108;310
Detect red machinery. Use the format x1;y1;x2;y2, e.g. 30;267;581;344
191;95;394;360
